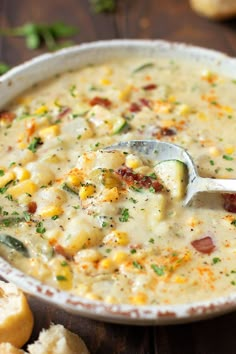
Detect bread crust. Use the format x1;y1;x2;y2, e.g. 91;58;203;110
190;0;236;19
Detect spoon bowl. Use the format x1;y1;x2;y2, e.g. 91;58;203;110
106;140;236;205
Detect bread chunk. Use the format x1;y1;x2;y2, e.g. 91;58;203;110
28;324;90;354
0;281;34;348
0;343;25;354
190;0;236;19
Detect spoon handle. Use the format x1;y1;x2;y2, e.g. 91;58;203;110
185;176;236;205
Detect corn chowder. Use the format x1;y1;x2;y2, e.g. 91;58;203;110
0;57;236;306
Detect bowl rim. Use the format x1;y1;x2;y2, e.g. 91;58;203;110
1;39;236;325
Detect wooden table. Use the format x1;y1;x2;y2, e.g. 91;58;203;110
1;1;236;353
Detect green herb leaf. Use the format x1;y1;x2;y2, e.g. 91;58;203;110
223;154;234;161
26;32;40;49
0;170;5;176
151;264;165;276
133;62;154;74
0;234;29;257
56;275;67;281
231;220;236;227
23;211;31;222
50;22;78;38
90;0;116;13
119;208;130;222
212;257;221;264
36;221;46;234
0;62;10;75
133;261;143;269
28;137;43;153
62;183;79;195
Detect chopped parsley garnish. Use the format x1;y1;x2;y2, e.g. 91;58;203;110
133;62;154;73
23;211;31;222
56;275;67;281
133;261;143;269
231;220;236;227
151;264;165;276
223;154;234;161
102;221;108;228
105;248;112;253
149;238;155;244
28;137;43;153
226;168;234;172
72;205;80;209
119;208;130;222
61;261;68;267
0;187;7;194
130;249;136;254
130;186;143;193
212;257;221;264
149;186;156;193
0;170;5;176
129;197;137;204
209;160;215;166
51;215;59;220
36;221;46;234
69;84;77;97
149;172;157;179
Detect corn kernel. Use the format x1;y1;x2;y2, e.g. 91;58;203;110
103;230;129;246
38;125;60;140
118;86;132;101
34;105;48;115
168;95;176;103
100;78;111;85
66;169;84;187
99;257;114;270
79;184;96;200
197;112;208;121
13;166;30;181
209;146;221;157
126;154;142;169
0;171;15;188
39;205;63;218
101;187;119;202
7;180;37;199
50;259;72;290
130;292;147;305
177;104;190;116
222;106;233;114
225;146;234;155
112;251;128;265
174;275;187;284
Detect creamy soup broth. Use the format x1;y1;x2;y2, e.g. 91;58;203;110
0;57;236;305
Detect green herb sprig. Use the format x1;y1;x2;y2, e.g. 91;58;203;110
90;0;116;13
0;22;78;51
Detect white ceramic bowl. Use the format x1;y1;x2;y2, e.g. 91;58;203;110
1;40;236;325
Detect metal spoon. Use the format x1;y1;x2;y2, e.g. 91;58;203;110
105;140;236;206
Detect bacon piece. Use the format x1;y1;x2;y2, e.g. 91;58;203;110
89;96;112;108
54;244;72;261
191;236;215;254
160;127;176;136
223;194;236;213
142;84;157;90
129;102;141;113
27;201;37;214
0;111;15;123
57;107;71;119
139;98;150;108
116;166;162;192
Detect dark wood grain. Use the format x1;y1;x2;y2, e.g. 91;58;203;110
1;1;236;353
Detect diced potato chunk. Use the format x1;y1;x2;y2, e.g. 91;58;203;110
155;160;188;200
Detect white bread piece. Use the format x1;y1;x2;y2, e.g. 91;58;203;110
0;343;25;354
27;324;90;354
190;0;236;19
0;281;34;348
